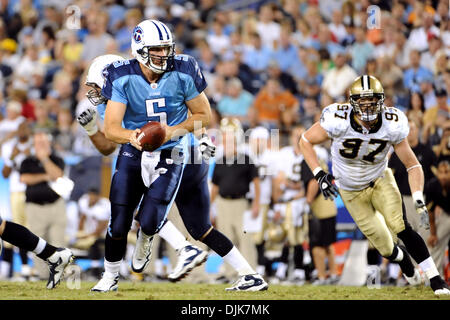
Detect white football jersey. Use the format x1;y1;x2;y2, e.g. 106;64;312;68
277;146;307;201
78;194;111;235
320;103;409;191
247;149;279;205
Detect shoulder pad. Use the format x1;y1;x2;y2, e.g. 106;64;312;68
320;103;350;138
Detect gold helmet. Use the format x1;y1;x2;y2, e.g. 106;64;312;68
349;75;385;122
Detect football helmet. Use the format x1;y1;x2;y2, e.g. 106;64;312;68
349;75;385;122
131;19;175;74
85;54;125;105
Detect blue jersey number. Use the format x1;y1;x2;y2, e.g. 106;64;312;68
146;98;167;125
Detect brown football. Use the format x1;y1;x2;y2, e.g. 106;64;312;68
137;121;166;152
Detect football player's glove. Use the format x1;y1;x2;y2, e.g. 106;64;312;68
314;170;339;200
199;133;216;161
415;199;430;230
77;107;98;136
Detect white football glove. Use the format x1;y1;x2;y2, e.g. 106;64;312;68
415;199;430;230
198;133;216;161
77;107;98;136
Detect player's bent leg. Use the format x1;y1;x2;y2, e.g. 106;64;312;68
46;248;75;289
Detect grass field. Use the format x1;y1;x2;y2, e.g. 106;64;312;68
0;281;448;300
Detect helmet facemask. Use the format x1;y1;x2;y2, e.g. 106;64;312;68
350;92;384;122
137;44;175;74
86;84;106;106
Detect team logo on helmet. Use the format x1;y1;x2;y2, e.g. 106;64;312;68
133;26;143;43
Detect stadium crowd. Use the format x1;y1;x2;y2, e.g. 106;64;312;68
0;0;448;287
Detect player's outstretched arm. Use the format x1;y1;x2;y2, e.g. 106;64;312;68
104;100;142;149
299;122;338;200
393;139;429;229
162;92;211;144
77;107;117;156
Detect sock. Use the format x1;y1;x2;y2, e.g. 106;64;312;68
104;259;121;277
418;256;440;280
386;245;414;277
222;246;255;276
201;229;233;257
155;259;164;276
293;245;304;269
1;248;13;278
397;227;430;263
158;221;190;251
294;268;305;280
105;233;127;262
388;263;400;279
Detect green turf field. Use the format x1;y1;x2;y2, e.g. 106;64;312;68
0;281;448;300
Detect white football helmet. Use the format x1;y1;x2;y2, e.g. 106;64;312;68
85;54;125;105
131;19;175;74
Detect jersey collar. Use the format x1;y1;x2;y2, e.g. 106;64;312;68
350;110;383;134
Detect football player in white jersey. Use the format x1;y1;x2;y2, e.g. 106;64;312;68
272;126;316;284
299;75;449;295
246;126;279;277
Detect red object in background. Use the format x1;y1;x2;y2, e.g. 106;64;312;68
21;101;36;121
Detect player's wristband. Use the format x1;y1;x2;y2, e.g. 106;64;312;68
85;125;98;136
412;191;424;204
313;167;323;177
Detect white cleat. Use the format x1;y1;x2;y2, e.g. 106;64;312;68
46;248;74;289
403;268;423;286
91;273;119;292
168;245;208;282
131;228;154;273
226;273;269;291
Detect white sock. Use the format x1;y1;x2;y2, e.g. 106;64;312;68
419;257;440;280
388;263;400;279
223;246;255;276
104;259;121;277
158;221;190;251
155;259;164;276
294;268;305;280
32;238;47;255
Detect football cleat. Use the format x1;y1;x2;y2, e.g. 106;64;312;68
46;248;74;289
168;245;208;282
226;274;269;291
131;228;154;273
91;273;119;292
430;276;450;295
403;269;422;286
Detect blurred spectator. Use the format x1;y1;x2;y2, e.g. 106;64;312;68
431;120;450;161
242;32;273;74
419;75;438;110
423;159;450;278
210;118;259;282
73;187;110;278
19;130;67;280
217;77;253;123
321;49;357;101
81;11;113;67
55;30;84;65
407;10;440;52
393;30;413;70
292;18;312;48
256;4;280;50
298;58;322;99
1;121;33;280
374;27;397;60
251;78;299;129
32;100;55;133
421;35;444;73
28;64;48;101
0;100;24;144
328;10;347;44
299;96;319;130
406;91;425;130
10;89;36;122
272;26;300;75
403;49;434;92
14;44;42;89
423;88;449;146
264;60;298;96
0;38;20;70
350;26;375;73
53;109;74;157
206;18;230;56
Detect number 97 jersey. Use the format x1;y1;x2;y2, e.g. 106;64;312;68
320;103;409;191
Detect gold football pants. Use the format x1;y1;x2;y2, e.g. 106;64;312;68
339;169;405;257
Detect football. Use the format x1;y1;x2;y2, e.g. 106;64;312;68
137;121;166;152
